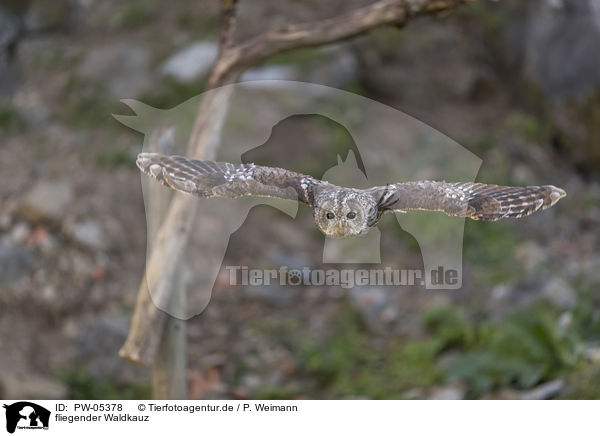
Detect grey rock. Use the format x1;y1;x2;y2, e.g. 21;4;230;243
515;242;547;272
243;285;300;306
349;287;396;331
71;220;107;251
518;379;564;400
11;84;50;123
10;222;30;244
505;0;600;168
0;237;33;285
241;65;298;82
24;0;72;32
19;180;73;224
240;374;262;392
437;350;462;371
519;0;600;99
309;45;359;87
585;345;600;363
69;253;94;280
491;283;513;301
558;311;572;330
541;276;577;309
403;388;425;400
0;6;20;48
0;370;68;399
0;5;21;95
74;314;149;384
77;42;151;97
427;385;465;400
568;255;600;286
0;213;11;231
160;42;218;83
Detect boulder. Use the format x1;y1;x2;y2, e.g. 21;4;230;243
0;370;68;399
0;237;33;285
74;314;149;384
160;42;218;83
77;42;151;98
502;0;600;169
19;180;73;224
24;0;73;32
70;220;107;251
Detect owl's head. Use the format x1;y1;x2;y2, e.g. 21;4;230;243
314;191;377;238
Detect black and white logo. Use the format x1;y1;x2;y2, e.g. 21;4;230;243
3;402;50;434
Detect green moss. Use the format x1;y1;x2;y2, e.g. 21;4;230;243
255;387;299;400
265;47;325;68
506;112;551;143
382;340;443;396
60;78;119;130
299;310;372;388
262;308;442;399
463;220;524;285
564;362;600;399
423;306;476;351
58;368;151;400
461;0;514;34
563;90;600;168
119;4;155;27
420;299;600;398
140;77;207;110
96;147;136;169
341;81;367;96
176;12;218;37
465;134;499;155
0;104;25;134
368;26;406;51
300;332;442;399
571;296;600;342
448;305;582;397
256;297;599;398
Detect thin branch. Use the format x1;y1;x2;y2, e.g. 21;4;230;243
211;0;475;84
120;0;241;366
217;0;238;54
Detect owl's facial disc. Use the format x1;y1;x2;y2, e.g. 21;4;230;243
315;192;374;238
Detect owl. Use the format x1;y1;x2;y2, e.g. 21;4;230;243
136;153;566;239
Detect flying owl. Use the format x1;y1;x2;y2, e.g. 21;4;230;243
136;153;566;239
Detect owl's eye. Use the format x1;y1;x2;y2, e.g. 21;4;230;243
346;211;357;219
326;212;335;219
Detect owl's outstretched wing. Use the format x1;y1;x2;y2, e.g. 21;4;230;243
366;181;566;221
136;153;326;206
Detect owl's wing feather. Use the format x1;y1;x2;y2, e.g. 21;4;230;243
367;181;566;221
136;153;325;205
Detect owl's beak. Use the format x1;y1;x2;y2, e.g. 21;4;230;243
338;222;343;234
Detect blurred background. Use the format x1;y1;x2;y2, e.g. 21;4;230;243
0;0;599;400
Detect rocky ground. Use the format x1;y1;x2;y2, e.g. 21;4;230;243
0;0;599;399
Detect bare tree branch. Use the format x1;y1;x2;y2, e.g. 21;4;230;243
217;0;238;54
211;0;475;84
120;0;241;367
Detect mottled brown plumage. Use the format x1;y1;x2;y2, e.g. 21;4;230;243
137;153;566;238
